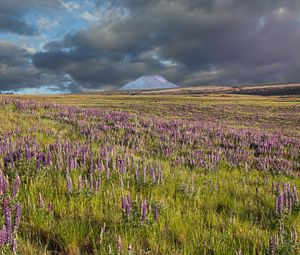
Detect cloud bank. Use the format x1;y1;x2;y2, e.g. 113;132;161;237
1;0;300;92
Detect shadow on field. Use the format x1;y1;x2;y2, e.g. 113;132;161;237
22;226;63;254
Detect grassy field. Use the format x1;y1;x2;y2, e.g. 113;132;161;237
0;94;299;254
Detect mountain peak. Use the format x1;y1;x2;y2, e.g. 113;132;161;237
119;75;178;90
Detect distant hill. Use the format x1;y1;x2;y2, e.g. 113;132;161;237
119;75;178;90
85;82;300;97
137;83;300;96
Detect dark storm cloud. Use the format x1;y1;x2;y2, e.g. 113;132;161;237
31;0;300;89
0;42;78;92
0;14;38;36
0;0;59;35
0;0;298;91
0;0;79;92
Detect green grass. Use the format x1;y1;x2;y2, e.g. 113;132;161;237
0;94;299;254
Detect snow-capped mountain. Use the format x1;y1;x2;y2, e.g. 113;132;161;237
119;75;178;90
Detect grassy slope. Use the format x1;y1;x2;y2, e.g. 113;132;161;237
30;94;300;137
0;94;299;255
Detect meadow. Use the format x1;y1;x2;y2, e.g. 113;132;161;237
0;94;299;254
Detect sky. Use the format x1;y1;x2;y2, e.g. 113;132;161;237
0;0;300;94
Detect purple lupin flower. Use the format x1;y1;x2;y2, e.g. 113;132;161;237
141;200;147;222
14;202;21;232
2;197;7;214
135;166;139;182
269;236;276;255
278;192;284;214
282;182;286;190
154;204;159;221
5;206;12;244
284;186;290;210
2;177;9;193
46;151;52;166
90;174;94;190
125;196;131;217
127;194;132;211
120;160;125;174
95;177;101;192
150;165;155;182
78;175;82;192
66;175;73;193
12;238;17;253
48;202;53;212
105;159;110;179
97;160;103;172
0;225;6;245
288;195;293;213
17;150;21;162
11;174;21;199
0;176;3;196
131;156;134;170
25;147;30;161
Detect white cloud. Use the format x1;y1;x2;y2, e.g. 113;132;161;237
81;11;98;22
151;54;178;67
37;17;59;31
57;0;80;12
80;7;130;24
25;47;36;54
